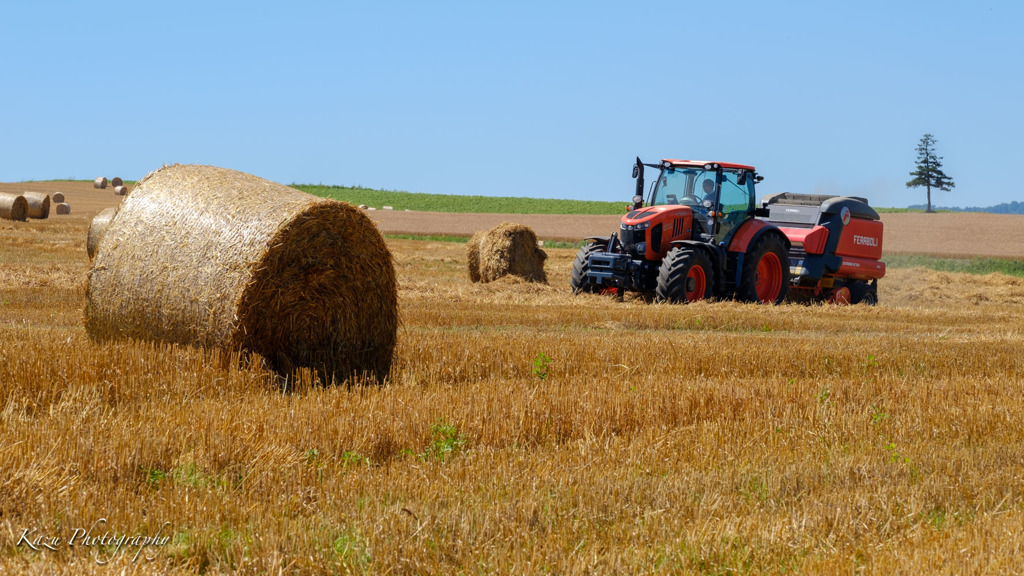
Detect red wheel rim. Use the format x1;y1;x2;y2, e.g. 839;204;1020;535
755;252;782;302
685;265;707;302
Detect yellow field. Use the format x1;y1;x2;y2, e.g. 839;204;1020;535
3;215;1024;574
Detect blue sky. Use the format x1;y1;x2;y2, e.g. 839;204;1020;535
2;1;1021;208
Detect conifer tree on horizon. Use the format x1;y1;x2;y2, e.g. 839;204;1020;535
907;133;955;213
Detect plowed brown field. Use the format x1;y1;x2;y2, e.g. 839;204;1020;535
5;180;1021;258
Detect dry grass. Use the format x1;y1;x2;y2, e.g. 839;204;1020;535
2;215;1024;574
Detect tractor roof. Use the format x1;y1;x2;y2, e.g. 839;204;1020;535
662;159;756;171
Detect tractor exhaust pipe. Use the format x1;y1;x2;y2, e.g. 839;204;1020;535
632;157;644;209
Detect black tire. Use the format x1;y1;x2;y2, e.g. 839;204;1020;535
570;242;606;294
737;233;790;304
655;247;714;303
848;280;878;305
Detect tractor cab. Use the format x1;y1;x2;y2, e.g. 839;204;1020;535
644;159;761;245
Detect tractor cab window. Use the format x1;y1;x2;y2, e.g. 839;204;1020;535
719;170;755;213
651;168;715;208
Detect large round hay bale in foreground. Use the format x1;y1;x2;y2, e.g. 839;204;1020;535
22;192;50;219
474;222;548;283
94;177;108;189
0;193;28;222
87;207;117;260
466;230;483;282
86;164;398;383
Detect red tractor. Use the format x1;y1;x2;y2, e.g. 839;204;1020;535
570;158;885;304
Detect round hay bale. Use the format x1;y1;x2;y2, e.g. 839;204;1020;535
466;230;484;283
52;192;66;203
54;202;71;215
94;177;108;189
111;177;124;187
88;207;117;260
0;192;28;222
477;222;548;284
113;185;128;196
22;192;50;219
85;164;398;383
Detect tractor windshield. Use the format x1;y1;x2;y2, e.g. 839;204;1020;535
650;168;716;207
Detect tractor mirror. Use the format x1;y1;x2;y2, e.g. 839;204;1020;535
736;172;747;186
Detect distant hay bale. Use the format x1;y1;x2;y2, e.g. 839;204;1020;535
22;192;50;219
114;185;128;196
0;193;28;222
473;222;548;283
111;177;123;187
466;230;484;282
55;202;71;215
86;164;398;383
52;192;66;203
88;207;117;260
358;204;368;210
94;177;108;189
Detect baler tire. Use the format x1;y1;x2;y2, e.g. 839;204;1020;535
655;247;714;303
848;281;878;306
738;234;790;304
570;242;606;294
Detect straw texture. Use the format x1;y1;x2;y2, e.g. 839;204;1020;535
0;193;28;222
466;230;484;282
87;207;117;260
94;177;108;189
475;222;548;283
85;164;398;383
55;202;71;215
22;192;50;219
52;192;66;203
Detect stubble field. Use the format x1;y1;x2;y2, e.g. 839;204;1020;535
2;184;1024;574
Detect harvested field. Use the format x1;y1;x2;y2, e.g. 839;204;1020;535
2;205;1024;574
0;181;123;220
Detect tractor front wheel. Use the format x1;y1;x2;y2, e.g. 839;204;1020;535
656;247;714;303
738;234;790;304
570;242;606;294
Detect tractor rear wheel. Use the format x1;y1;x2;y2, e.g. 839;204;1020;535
848;280;878;305
656;247;714;303
738;234;790;304
570;242;606;294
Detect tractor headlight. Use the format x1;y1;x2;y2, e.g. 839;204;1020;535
635;221;651;231
636;242;647;254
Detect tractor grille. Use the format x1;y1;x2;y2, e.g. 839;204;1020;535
620;224;645;254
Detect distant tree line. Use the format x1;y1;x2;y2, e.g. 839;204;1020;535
906;200;1024;215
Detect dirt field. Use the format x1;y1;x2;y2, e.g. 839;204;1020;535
3;200;1024;573
4;180;1024;258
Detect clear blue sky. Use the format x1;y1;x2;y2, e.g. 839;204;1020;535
2;1;1021;208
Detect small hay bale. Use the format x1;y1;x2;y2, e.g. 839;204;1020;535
111;177;124;187
358;204;368;210
52;192;66;203
22;192;50;219
94;177;108;189
88;207;117;260
476;222;548;284
0;192;28;222
55;202;71;215
113;185;128;196
466;230;484;282
86;164;398;383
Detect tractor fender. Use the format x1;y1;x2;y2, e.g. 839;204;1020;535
727;220;791;290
